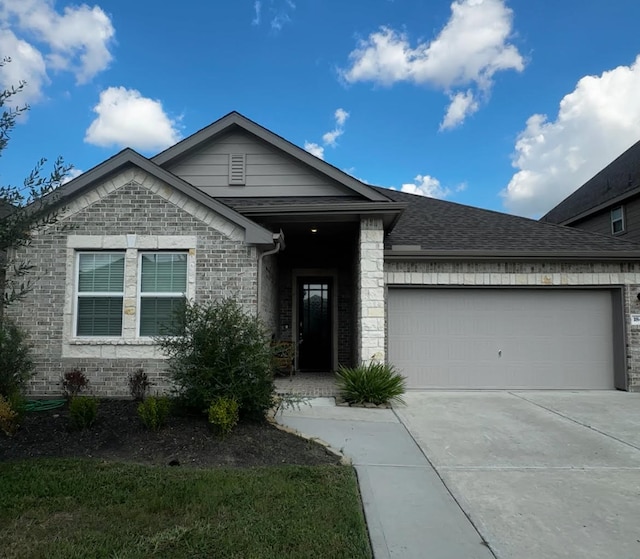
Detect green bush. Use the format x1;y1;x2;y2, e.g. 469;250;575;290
0;394;19;436
157;299;275;420
208;396;239;438
69;396;98;430
137;396;171;431
336;362;407;406
0;318;34;399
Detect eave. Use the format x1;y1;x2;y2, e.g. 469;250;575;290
384;249;640;262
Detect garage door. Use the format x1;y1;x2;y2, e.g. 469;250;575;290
388;289;615;389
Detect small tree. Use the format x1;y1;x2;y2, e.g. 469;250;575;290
0;57;70;317
158;299;275;420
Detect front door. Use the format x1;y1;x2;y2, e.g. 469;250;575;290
298;278;332;371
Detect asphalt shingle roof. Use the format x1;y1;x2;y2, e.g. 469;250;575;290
541;139;640;224
376;187;640;254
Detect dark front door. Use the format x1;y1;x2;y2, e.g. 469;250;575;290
298;278;332;371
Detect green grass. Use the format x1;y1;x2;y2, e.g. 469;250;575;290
0;459;371;559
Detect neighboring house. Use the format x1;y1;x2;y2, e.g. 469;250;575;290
541;139;640;241
5;112;640;395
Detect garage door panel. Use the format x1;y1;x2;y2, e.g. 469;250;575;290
388;289;614;390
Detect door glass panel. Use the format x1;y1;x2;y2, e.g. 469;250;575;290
298;279;332;371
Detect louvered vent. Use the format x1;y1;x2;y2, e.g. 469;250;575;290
229;153;246;185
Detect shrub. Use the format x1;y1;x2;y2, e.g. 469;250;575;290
157;299;275;420
208;396;239;438
0;318;34;399
335;362;407;406
128;368;151;401
62;369;89;401
0;394;19;436
137;396;171;431
69;396;98;430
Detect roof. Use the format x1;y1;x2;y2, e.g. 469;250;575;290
36;148;275;246
541;139;640;225
378;187;640;260
152;112;392;203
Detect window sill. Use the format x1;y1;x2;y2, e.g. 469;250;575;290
69;338;159;346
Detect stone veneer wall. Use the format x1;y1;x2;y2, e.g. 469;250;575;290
384;260;640;391
357;218;385;364
6;169;258;397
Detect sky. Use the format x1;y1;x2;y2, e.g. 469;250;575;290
1;0;640;218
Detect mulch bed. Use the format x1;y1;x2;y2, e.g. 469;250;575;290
0;399;341;468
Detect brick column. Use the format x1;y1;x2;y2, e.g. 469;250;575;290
357;217;385;364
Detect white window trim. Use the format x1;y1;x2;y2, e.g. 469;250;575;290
137;252;188;339
63;235;196;359
611;206;625;235
74;251;125;338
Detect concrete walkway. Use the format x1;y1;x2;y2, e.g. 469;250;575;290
276;398;494;559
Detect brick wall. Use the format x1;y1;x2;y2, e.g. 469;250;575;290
385;259;640;391
6;169;258;397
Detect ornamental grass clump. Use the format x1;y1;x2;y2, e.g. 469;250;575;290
336;362;407;406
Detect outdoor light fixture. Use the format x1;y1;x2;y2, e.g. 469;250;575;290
310;228;318;233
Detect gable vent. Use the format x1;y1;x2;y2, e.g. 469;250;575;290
229;153;246;186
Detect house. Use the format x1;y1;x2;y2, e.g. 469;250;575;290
541;139;640;241
5;112;640;394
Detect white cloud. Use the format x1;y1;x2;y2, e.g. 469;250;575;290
305;108;350;157
251;0;295;31
0;29;47;103
341;0;524;127
252;1;261;25
502;55;640;217
400;174;450;198
440;90;479;130
61;167;83;184
335;107;349;126
0;0;114;100
84;86;181;151
304;141;324;159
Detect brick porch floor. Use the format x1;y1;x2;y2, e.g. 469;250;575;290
274;372;337;397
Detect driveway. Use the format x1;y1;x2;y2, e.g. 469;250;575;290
394;391;640;559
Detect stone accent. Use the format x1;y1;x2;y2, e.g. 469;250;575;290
357;218;385;364
6;169;258;397
385;260;640;391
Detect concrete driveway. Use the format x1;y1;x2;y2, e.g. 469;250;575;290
394;391;640;559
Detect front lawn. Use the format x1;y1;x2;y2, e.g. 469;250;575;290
0;459;372;559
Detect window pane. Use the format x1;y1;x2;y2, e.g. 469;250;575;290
141;253;187;293
77;297;123;336
78;253;124;292
140;297;184;336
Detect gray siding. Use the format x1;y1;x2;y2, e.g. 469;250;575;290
167;130;355;197
571;196;640;243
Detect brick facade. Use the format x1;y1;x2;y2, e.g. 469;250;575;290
6;169;259;397
385;260;640;391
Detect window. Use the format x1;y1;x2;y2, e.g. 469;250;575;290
139;252;187;336
76;252;124;336
611;206;625;234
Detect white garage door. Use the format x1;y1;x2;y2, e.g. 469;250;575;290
388;288;615;389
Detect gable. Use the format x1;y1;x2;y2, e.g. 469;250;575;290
165;129;361;198
542;139;640;225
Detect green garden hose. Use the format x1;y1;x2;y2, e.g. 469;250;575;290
23;399;66;412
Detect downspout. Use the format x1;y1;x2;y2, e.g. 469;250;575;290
257;230;285;319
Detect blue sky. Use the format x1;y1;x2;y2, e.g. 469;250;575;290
1;0;640;217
